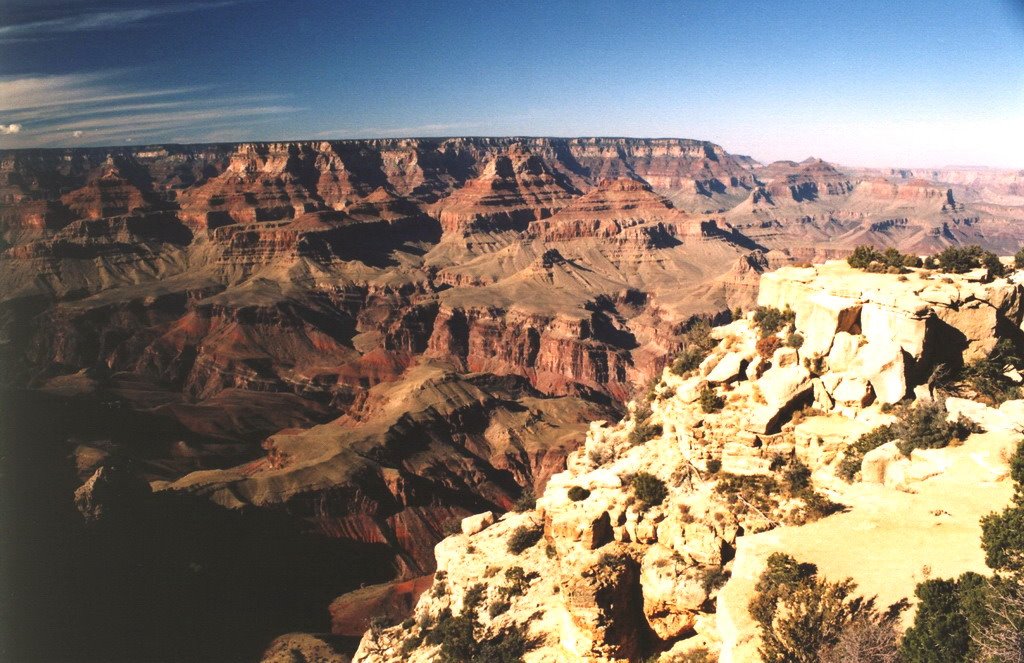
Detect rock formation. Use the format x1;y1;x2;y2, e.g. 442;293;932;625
353;261;1023;662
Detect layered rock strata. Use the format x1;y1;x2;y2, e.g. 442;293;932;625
354;261;1023;662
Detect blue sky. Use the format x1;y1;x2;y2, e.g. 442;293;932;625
0;0;1022;167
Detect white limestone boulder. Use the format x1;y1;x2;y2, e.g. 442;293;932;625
461;511;496;536
706;351;746;383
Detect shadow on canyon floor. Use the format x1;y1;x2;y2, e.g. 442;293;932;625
0;389;393;662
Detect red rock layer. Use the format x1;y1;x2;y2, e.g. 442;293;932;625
431;145;580;234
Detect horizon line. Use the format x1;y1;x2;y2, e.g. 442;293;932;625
1;134;1020;171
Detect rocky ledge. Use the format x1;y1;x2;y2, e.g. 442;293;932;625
349;260;1023;662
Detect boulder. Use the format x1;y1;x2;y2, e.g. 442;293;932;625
827;332;862;372
855;342;907;404
860;441;904;484
860;301;929;360
706;351;746;383
758;365;811;409
935;300;998;362
793;292;861;357
812;377;835;411
549;504;614;552
560;545;644;660
832;377;874;408
461;510;496;536
639;544;710;640
946;397;1020;433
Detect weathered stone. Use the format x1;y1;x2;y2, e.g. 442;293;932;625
706;351;746;383
560;545;644;660
935;300;999;362
757;365;811;409
861;301;929;360
860;441;904;484
946;397;1020;433
793;292;861;357
827;331;862;372
855;341;907;404
549;504;614;552
832;377;874;407
812;377;835;410
461;511;496;536
795;415;873;468
640;544;709;640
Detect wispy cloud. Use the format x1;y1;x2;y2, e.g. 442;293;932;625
0;70;297;148
317;120;521;139
0;1;242;40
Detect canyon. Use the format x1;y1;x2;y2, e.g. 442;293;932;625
2;137;1023;660
354;260;1024;662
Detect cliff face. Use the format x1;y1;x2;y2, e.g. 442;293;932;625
354;262;1024;662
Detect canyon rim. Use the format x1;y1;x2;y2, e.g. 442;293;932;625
2;1;1023;662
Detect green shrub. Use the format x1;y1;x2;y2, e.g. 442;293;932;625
749;553;875;663
783;458;812;492
567;486;590;502
961;338;1022;404
700;565;730;593
983;251;1007;277
671;319;718;375
893;401;971;456
631;472;668;508
786;332;804;349
903;253;924;268
848;245;915;272
706;458;722;474
981;440;1024;573
699;386;725;413
900;574;988;663
672;347;707;376
753;306;796;337
932;244;1003;276
848;245;885;269
501;566;534;598
819;613;901;663
463;583;487;613
487;600;510;618
506;525;542;555
628;418;662;445
717;466;839;526
430;608;532;663
511;489;536;512
1015;247;1024;270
